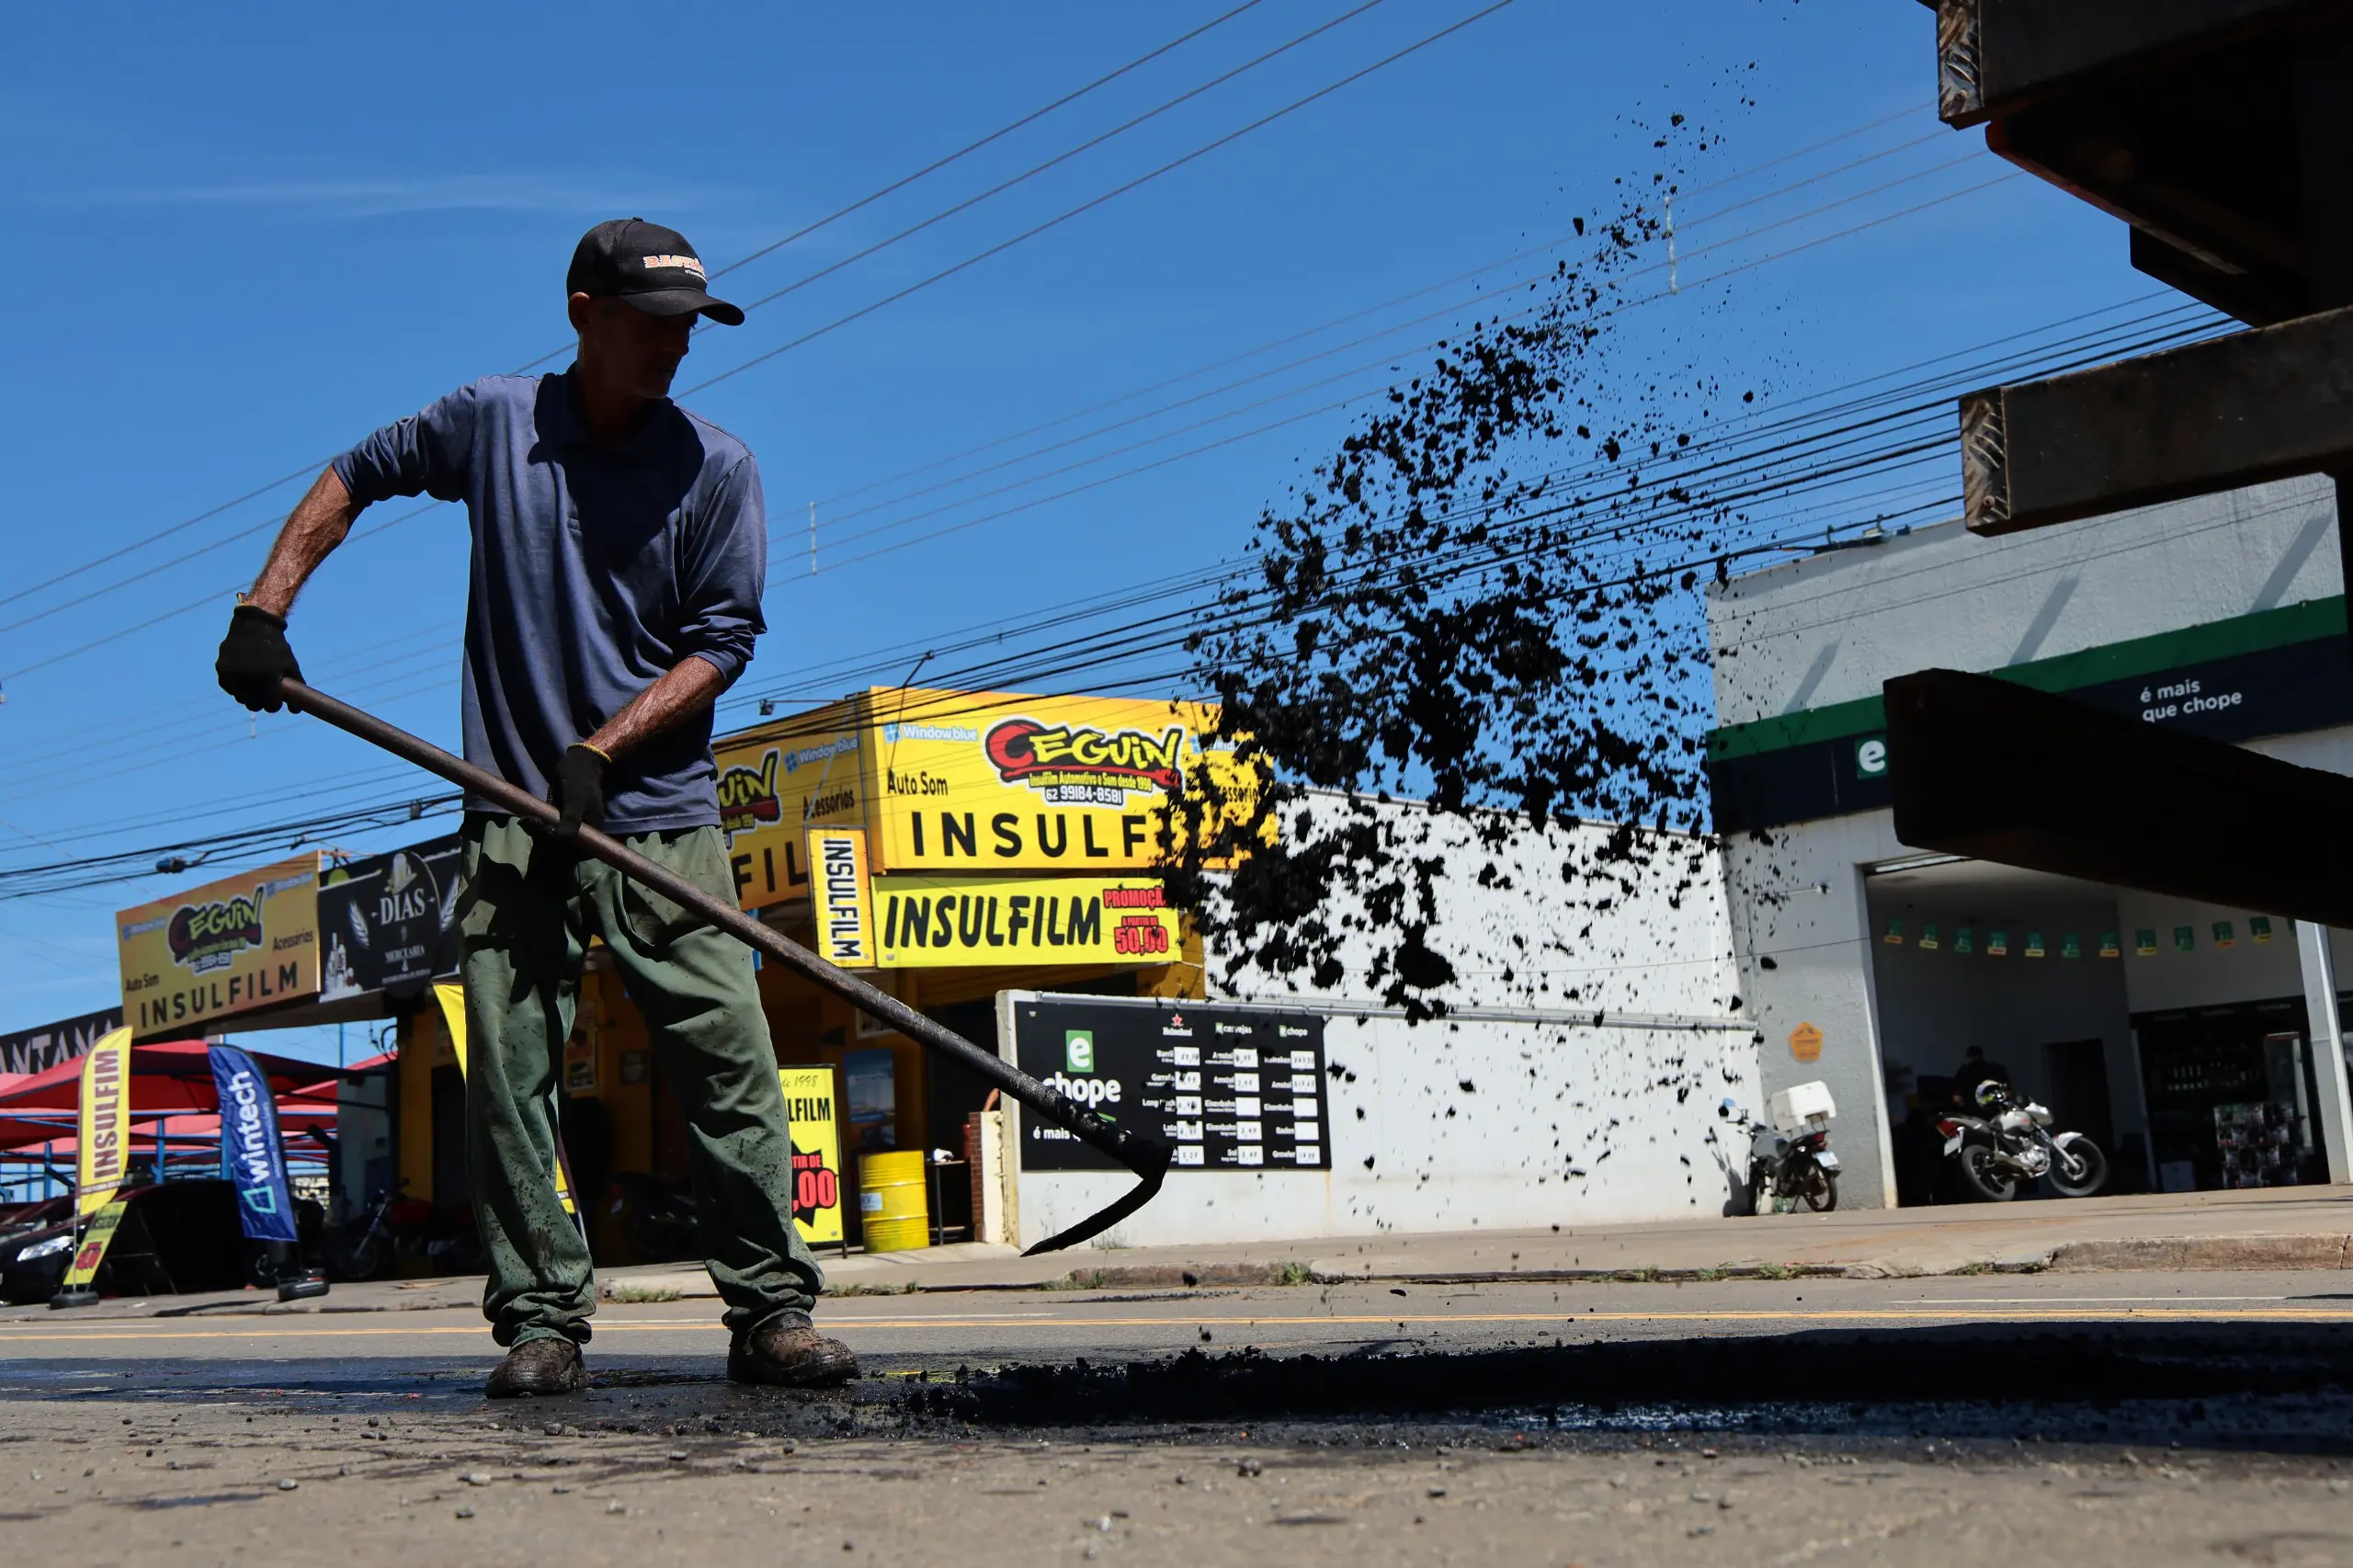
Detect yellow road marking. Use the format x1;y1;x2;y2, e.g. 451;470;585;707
6;1304;2353;1344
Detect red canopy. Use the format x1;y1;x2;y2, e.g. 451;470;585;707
0;1101;338;1155
0;1040;326;1115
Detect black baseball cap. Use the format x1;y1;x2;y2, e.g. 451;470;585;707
567;218;745;325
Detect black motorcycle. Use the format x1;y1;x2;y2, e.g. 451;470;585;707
328;1178;479;1278
608;1171;699;1263
1718;1098;1841;1213
1938;1082;2108;1200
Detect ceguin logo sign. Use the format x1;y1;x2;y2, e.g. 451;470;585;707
717;750;783;839
166;888;266;973
983;719;1186;806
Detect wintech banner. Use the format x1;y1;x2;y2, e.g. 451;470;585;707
864;687;1223;873
711;699;866;912
207;1043;298;1243
117;854;322;1038
874;874;1184;968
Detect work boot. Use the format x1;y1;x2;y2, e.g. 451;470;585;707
484;1335;585;1398
727;1313;858;1387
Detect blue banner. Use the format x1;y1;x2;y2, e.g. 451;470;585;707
206;1044;298;1243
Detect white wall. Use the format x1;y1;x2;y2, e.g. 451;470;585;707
2114;893;2306;1015
1004;799;1759;1249
1008;1010;1761;1250
1722;815;1905;1206
1707;479;2340;726
1708;478;2353;1204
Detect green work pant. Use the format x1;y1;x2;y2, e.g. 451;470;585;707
456;815;823;1347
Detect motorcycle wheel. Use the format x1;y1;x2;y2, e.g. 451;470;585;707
1960;1144;2018;1201
2045;1137;2109;1199
1802;1165;1838;1211
333;1237;386;1282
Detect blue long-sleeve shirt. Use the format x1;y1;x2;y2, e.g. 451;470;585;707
333;370;767;833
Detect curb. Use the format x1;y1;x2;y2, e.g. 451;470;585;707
17;1231;2353;1323
2047;1233;2353;1272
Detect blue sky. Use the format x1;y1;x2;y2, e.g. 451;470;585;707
0;0;2143;1060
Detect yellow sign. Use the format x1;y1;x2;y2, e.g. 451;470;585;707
62;1197;128;1290
808;827;875;967
713;701;866;911
865;688;1220;873
1790;1022;1824;1063
434;983;575;1216
875;873;1182;968
75;1028;133;1219
118;854;321;1038
779;1065;845;1247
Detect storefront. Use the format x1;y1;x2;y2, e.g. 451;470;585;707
98;677;1758;1255
1707;476;2353;1206
376;684;1215;1260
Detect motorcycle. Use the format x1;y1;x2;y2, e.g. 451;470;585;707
1938;1081;2109;1200
328;1178;463;1279
608;1171;699;1263
1719;1082;1842;1213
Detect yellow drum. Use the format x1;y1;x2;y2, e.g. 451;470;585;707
858;1151;930;1253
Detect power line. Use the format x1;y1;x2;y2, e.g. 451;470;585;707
2;292;2217;838
2;153;2176;866
0;3;1278;639
808;106;1938;516
717;0;1393;324
779;168;2036;583
679;1;1523;399
0;3;1511;683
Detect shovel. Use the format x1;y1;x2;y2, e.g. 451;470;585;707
280;677;1169;1255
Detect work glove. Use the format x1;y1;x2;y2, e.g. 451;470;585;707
215;604;302;713
551;743;609;840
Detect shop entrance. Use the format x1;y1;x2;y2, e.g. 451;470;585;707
2134;1002;2325;1190
1862;857;2143;1206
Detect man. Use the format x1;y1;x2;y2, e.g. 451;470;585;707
215;219;854;1397
1956;1045;2011;1102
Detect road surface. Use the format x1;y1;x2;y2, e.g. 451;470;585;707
4;1270;2351;1565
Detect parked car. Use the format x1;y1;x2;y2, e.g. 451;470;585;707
0;1195;71;1242
0;1180;323;1304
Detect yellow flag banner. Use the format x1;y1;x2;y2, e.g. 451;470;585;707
432;983;576;1218
61;1197;129;1290
778;1066;846;1248
712;701;866;911
74;1027;133;1219
806;827;875;968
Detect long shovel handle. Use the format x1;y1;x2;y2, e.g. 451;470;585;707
280;677;1168;1255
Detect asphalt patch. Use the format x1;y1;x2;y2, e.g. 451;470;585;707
906;1324;2353;1442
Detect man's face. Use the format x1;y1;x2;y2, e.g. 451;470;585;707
571;294;694;398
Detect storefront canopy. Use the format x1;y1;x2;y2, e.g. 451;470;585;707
0;1101;336;1156
0;1040;324;1116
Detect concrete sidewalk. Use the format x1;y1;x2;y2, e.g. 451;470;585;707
12;1187;2353;1322
612;1186;2353;1298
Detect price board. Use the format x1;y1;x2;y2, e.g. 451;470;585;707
1006;995;1329;1174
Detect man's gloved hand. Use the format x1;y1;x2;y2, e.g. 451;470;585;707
551;744;609;840
215;604;302;712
